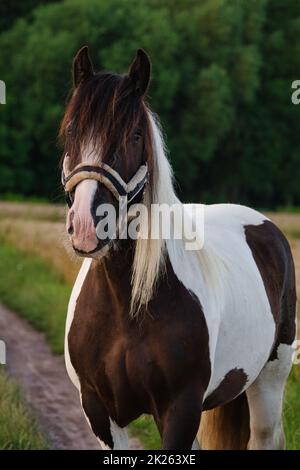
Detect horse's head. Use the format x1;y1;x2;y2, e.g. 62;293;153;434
60;46;152;257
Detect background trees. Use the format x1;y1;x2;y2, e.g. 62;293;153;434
0;0;299;207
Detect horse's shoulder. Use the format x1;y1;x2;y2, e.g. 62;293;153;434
203;203;267;228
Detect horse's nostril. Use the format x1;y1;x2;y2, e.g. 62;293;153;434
68;224;74;235
68;210;74;235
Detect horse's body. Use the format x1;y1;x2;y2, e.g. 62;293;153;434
61;48;296;449
65;203;295;449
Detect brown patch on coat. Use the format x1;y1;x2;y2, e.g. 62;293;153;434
203;368;248;410
244;220;296;361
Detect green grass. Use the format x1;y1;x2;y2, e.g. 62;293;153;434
0;241;69;354
0;240;299;449
130;416;160;450
284;366;300;449
0;369;47;449
284;228;300;239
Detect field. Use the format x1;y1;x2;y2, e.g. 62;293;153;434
0;201;299;449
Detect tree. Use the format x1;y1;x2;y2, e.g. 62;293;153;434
0;0;299;207
0;0;60;33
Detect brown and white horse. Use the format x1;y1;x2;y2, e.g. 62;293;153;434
60;47;296;450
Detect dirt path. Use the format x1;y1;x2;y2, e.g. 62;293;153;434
0;303;141;450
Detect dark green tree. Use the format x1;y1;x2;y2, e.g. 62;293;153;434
0;0;299;207
0;0;61;33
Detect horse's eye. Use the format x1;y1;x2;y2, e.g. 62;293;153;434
133;131;142;144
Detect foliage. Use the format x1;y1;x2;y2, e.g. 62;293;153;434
0;0;299;205
0;0;60;33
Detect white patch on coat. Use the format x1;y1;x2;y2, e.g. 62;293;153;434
64;257;92;389
167;203;276;399
81;140;103;164
109;419;129;450
192;439;201;450
246;343;293;449
67;179;98;253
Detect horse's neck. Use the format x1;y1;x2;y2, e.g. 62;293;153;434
97;240;135;315
102;239;134;279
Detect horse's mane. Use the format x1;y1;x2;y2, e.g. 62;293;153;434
130;111;178;315
131;111;228;318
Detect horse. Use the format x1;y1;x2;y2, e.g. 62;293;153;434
60;46;296;450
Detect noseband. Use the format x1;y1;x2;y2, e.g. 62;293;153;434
61;153;148;205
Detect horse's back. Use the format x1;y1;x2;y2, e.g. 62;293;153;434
195;203;296;401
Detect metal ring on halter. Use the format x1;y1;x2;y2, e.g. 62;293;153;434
61;153;148;205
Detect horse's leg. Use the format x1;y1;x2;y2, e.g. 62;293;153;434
157;387;203;450
81;384;129;450
192;439;201;450
246;344;293;450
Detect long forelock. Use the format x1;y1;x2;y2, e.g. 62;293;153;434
60;71;149;169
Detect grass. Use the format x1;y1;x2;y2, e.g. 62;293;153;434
0;201;65;223
0;202;299;448
284;367;300;449
0;240;69;354
0;217;79;284
0;369;47;449
130;416;161;450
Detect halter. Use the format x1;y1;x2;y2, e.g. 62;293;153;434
61;153;148;204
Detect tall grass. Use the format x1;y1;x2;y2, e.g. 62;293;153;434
284;367;300;449
0;241;69;354
0;369;47;449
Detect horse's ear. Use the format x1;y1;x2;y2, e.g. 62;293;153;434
128;49;151;96
73;46;94;88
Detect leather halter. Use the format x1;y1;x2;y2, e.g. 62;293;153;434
61;153;148;204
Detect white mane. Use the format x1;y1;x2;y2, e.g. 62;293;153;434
130;111;227;317
130;112;177;315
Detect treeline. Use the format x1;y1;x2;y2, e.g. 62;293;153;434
0;0;300;207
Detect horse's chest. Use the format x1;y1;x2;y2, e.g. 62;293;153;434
66;257;211;422
67;301;210;423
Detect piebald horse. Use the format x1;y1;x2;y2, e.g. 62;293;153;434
60;47;296;450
